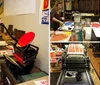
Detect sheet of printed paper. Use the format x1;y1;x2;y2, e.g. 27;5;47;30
34;79;49;85
67;44;84;54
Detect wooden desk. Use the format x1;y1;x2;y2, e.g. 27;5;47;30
16;76;48;85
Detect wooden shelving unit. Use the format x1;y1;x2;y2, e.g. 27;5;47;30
64;0;100;20
72;0;100;15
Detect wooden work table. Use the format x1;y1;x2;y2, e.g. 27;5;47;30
87;48;100;78
1;63;46;85
16;76;48;85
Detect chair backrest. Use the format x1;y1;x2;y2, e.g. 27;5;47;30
18;32;35;47
0;25;4;34
8;25;13;35
14;29;25;41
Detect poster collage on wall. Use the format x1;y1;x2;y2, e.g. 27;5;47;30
41;0;49;24
0;0;4;14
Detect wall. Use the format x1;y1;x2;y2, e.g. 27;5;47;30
4;0;36;16
0;12;3;17
2;0;49;73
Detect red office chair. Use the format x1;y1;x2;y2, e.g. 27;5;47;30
0;22;39;75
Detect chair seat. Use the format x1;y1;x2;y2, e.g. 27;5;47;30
18;32;35;47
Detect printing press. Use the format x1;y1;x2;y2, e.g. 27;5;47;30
57;44;94;85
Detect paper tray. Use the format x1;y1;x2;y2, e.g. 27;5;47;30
67;44;84;55
50;31;71;43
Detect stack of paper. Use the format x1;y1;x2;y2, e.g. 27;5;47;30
83;27;92;40
0;41;8;46
67;44;84;54
34;79;49;85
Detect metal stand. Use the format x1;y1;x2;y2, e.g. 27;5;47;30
56;44;94;85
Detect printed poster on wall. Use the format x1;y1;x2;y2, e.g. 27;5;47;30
41;0;49;24
0;0;4;15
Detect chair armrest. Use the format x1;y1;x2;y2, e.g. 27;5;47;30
30;44;39;53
